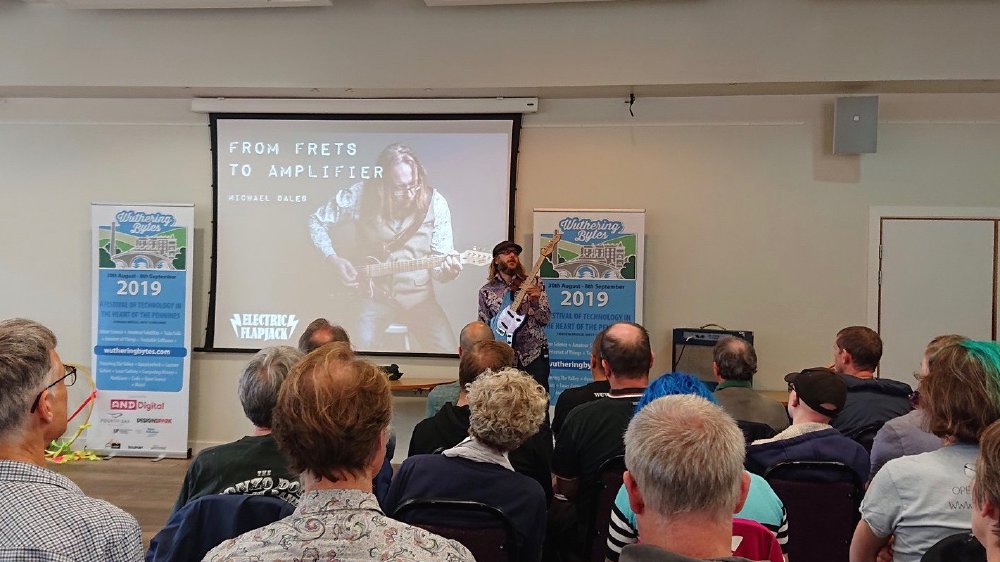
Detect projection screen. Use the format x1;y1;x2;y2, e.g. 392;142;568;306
207;114;519;355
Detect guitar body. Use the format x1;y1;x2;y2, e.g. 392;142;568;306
490;290;526;345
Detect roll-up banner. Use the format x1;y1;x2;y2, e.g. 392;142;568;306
533;209;645;404
90;203;194;458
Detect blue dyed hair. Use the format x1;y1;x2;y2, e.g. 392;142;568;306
635;372;717;415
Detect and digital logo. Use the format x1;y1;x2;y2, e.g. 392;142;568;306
110;399;165;412
105;440;121;450
230;313;299;342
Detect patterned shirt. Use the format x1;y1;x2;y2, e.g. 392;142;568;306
478;276;551;366
0;460;143;562
204;488;475;562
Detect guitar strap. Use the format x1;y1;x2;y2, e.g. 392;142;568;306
382;191;434;255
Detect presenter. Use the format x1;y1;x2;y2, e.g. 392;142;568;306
309;143;461;353
478;241;551;391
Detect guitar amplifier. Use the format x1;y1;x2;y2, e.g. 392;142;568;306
671;328;754;385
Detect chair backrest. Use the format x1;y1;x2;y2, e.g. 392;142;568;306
921;531;986;562
146;494;295;562
852;422;885;452
736;419;776;444
589;454;627;562
763;461;863;562
392;498;519;562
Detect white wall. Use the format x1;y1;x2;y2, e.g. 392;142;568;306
2;0;1000;94
3;0;1000;459
3;95;1000;460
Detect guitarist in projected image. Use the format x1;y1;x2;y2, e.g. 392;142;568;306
309;143;466;354
479;240;553;391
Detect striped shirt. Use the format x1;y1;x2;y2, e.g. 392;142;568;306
0;460;143;562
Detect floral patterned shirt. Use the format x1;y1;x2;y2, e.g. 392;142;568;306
478;276;551;367
203;488;474;562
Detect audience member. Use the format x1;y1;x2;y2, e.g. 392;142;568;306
619;394;757;562
0;318;142;561
296;317;350;353
172;346;304;513
851;339;1000;562
386;368;549;561
607;373;789;562
423;320;494;418
712;336;789;433
552;326;611;436
204;343;474;561
746;367;869;483
549;321;652;560
408;339;553;499
830;326;913;443
869;335;962;479
971;420;1000;561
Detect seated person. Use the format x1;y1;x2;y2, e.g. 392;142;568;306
423;321;494;418
746;367;869;484
869;335;959;479
409;339;553;499
0;318;142;561
712;335;789;433
204;343;474;561
550;321;652;560
607;373;789;562
173;346;304;513
552;327;611;436
385;368;549;562
296;317;350;353
969;419;1000;561
851;338;1000;562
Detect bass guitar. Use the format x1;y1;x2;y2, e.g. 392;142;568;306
489;231;561;344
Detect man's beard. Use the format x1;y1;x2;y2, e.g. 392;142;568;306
499;261;520;276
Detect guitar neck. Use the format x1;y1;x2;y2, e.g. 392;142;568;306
510;253;547;310
359;256;446;278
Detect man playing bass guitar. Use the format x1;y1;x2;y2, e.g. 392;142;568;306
478;240;551;391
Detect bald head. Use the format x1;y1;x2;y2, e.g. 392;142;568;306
600;322;653;380
712;336;757;382
459;321;495;355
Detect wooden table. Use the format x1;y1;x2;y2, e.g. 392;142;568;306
389;377;456;394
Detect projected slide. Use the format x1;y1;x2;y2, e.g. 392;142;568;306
210;116;516;355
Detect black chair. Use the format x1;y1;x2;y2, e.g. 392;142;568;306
851;422;885;453
392;498;519;562
921;532;986;562
763;461;864;562
588;454;627;562
736;420;776;445
146;494;294;562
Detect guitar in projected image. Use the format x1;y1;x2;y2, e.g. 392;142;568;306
351;249;492;299
490;231;561;344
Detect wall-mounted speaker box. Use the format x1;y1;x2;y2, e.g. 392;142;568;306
834;96;878;155
671;328;753;386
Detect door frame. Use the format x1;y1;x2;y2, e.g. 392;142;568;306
867;206;1000;339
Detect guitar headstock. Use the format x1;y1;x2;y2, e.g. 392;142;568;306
539;230;562;257
459;249;493;267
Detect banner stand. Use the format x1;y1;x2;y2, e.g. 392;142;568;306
534;209;645;404
90;203;194;458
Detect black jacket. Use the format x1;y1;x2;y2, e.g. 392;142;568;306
830;375;913;441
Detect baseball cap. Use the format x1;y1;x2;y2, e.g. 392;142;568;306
492;241;523;257
784;367;847;418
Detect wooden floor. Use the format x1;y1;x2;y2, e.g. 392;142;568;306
51;456;190;547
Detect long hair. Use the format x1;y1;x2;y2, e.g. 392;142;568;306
359;144;433;225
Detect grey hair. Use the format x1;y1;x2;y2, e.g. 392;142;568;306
0;319;57;436
467;368;548;453
239;345;304;428
712;336;757;381
624;395;745;521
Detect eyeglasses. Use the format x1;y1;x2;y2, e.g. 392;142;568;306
391;181;420;197
786;382;796;393
29;365;77;413
913;371;925;383
966;463;977;479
